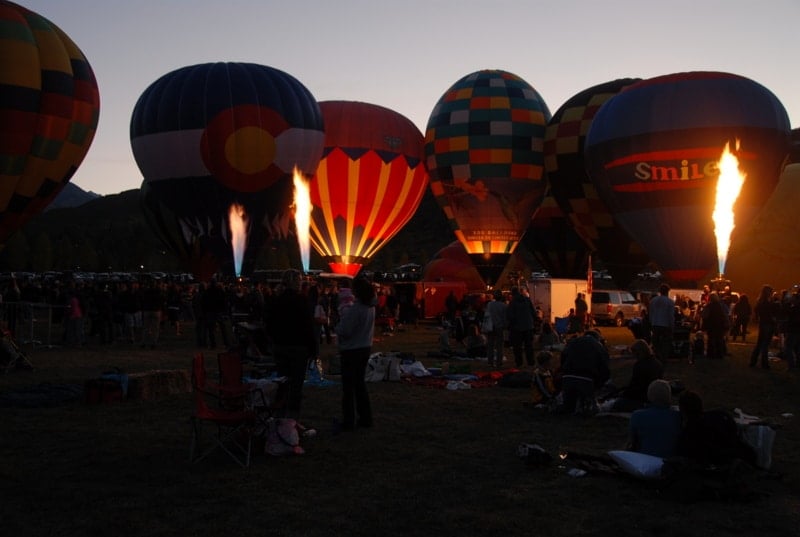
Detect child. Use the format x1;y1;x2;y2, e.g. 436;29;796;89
531;350;558;409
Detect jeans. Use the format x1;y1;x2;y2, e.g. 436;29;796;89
340;347;372;428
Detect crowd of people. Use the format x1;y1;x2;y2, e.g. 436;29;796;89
0;272;782;472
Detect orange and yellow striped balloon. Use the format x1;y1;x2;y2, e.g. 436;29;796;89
310;101;428;276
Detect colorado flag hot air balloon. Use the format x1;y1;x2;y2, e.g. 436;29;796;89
425;70;550;287
585;72;790;286
131;62;324;279
309;101;428;277
0;0;100;245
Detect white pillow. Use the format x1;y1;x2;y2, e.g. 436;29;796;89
607;450;664;479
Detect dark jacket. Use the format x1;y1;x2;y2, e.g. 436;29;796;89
559;334;610;386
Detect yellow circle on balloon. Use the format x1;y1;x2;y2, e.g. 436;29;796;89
225;126;275;174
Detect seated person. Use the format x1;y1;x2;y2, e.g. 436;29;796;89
531;350;558;407
611;339;664;412
676;391;756;466
628;379;682;458
556;330;610;415
539;321;557;348
464;323;488;358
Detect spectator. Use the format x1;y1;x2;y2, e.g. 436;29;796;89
648;284;676;364
484;290;507;368
628;379;682;458
556;329;610;415
506;286;536;367
612;339;664;412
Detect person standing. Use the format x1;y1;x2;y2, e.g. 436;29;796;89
506;286;536;368
731;293;752;342
335;276;376;431
574;292;589;332
648;284;675;365
265;269;316;420
484;290;507;368
701;293;730;359
750;285;779;369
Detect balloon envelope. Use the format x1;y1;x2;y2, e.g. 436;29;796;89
422;241;485;291
425;69;550;285
585;71;791;285
310;101;428;276
130;62;324;278
521;193;590;279
0;0;100;245
544;78;648;287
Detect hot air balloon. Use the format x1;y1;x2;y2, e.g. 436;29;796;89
309;101;428;276
425;70;550;287
422;241;485;291
585;72;791;286
0;0;100;245
520;192;590;279
131;62;324;280
725;129;800;297
543;79;649;287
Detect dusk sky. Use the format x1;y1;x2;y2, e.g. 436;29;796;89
20;0;800;196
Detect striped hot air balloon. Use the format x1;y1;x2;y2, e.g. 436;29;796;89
131;62;324;279
309;101;428;277
0;0;100;245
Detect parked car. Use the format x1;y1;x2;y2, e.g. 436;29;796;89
591;289;641;326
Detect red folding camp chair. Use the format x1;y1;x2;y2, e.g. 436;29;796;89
189;353;255;468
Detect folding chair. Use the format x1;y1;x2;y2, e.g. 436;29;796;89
219;350;287;423
217;351;252;411
189;353;255;468
554;317;570;343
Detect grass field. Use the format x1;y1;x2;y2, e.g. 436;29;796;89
1;320;798;537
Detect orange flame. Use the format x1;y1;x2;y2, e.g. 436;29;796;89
712;140;746;276
293;167;311;273
228;203;248;277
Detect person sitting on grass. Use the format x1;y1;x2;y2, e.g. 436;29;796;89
611;339;664;412
531;350;558;409
676;390;756;467
628;379;682;458
555;329;610;415
464;322;488;358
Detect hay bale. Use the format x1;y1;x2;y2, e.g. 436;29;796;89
128;369;190;400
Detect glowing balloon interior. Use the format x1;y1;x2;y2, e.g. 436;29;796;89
310;101;428;277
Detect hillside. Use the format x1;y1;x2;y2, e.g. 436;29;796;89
0;187;457;274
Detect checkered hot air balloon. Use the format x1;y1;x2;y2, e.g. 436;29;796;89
130;62;324;279
543;78;649;288
0;0;100;245
425;70;550;287
309;101;428;277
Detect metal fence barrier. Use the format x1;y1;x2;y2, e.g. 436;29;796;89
1;301;65;349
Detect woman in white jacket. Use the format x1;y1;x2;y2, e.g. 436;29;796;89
335;277;376;431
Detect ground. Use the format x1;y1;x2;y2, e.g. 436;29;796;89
1;321;798;537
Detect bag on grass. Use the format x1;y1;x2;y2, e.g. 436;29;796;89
265;418;304;456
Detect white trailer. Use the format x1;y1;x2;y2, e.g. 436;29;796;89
528;278;591;325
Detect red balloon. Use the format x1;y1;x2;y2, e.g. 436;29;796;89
310;101;429;276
